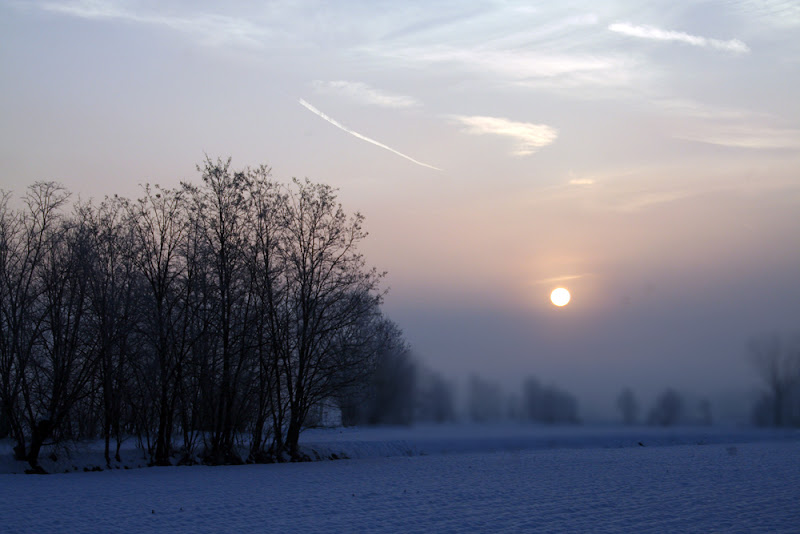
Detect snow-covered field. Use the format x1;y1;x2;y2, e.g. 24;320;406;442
2;425;799;533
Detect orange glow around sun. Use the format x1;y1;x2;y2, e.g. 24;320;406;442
550;287;571;307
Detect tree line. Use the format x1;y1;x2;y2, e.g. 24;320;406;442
0;157;410;471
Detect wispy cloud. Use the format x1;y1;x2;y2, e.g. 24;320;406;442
652;99;763;120
648;99;800;149
676;126;800;149
380;46;632;87
358;6;643;93
609;22;750;54
569;178;595;186
452;115;558;156
39;0;268;48
729;0;800;28
312;81;420;109
610;190;696;212
298;99;441;171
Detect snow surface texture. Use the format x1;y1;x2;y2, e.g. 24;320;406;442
2;426;799;532
2;423;797;475
2;442;799;533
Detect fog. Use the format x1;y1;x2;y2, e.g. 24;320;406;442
384;251;800;420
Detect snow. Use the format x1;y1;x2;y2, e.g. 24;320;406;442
2;425;799;532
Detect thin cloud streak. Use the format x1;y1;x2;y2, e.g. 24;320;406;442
676;127;800;149
298;99;441;171
652;99;764;121
453;115;558;156
534;274;590;285
609;22;750;54
313;81;420;109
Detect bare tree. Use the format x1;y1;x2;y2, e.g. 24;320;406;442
0;160;407;466
187;157;255;464
0;184;71;467
245;166;287;461
80;197;141;465
616;387;638;425
24;200;97;470
128;184;188;465
278;179;383;457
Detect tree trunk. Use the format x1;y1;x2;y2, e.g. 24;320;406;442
286;409;304;459
26;419;53;473
153;379;172;466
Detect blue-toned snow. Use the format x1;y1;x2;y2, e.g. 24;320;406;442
2;424;799;532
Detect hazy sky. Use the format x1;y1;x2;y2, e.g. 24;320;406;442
2;0;799;418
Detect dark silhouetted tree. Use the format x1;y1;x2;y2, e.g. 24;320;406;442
0;183;75;469
278;179;384;457
80;197;141;466
0;159;405;469
128;184;188;465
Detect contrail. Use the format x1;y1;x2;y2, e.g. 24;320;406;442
298;98;442;171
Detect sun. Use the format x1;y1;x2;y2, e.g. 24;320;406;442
550;287;571;307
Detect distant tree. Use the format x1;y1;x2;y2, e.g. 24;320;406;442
697;398;712;426
366;343;416;426
416;368;455;423
521;376;579;424
467;375;504;422
647;388;683;426
506;393;521;420
747;333;800;427
616;388;639;425
337;318;415;426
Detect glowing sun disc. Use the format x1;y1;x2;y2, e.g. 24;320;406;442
550;287;571;307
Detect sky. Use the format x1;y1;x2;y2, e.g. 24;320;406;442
2;0;799;419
